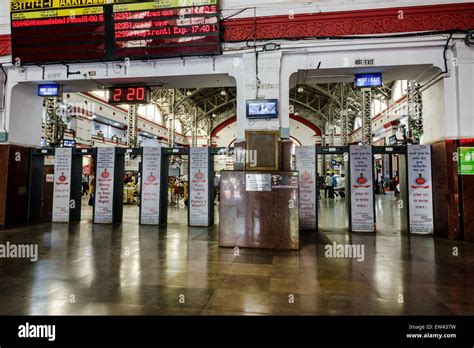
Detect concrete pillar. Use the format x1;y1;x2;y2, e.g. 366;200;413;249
421;40;474;241
234;52;282;141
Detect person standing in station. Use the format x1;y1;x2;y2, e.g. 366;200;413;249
332;173;338;198
82;174;89;196
325;172;333;199
214;172;220;204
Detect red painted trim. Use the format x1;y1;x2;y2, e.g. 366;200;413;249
211;116;236;137
223;3;474;41
0;34;11;57
383;120;401;129
290;114;322;136
289;136;302;146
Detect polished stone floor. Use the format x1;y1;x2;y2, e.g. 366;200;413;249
0;196;473;315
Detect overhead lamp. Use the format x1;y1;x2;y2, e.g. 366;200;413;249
186;90;192;96
297;86;304;93
212;113;217;118
113;123;120;126
220;89;227;96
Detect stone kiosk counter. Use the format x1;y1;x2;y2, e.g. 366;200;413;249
219;171;299;250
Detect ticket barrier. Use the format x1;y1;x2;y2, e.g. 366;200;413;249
28;147;87;224
92;147;126;224
295;145;433;234
373;146;408;233
161;147;216;227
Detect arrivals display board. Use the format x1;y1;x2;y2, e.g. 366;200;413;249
189;147;209;226
407;145;434;234
94;147;115;224
112;0;221;60
140;147;161;225
295;146;316;230
10;0;221;65
52;147;72;223
10;0;107;64
349;145;375;232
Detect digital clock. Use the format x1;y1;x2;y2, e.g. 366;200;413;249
108;86;150;104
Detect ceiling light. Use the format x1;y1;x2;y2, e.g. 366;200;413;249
297;86;304;93
114;123;120;126
186;90;192;96
220;89;227;96
212;113;217;118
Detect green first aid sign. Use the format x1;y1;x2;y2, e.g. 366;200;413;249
458;147;474;175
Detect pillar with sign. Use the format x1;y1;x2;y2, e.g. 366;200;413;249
355;73;383;145
52;148;83;223
139;147;169;225
189;147;214;227
93;147;125;224
295;146;317;230
349;145;375;232
407;144;434;234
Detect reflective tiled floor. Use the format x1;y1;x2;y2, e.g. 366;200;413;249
0;196;473;315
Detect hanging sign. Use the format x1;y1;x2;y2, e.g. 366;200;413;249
189;147;209;226
349;145;375;232
52;147;72;223
295;146;316;230
407;145;434;234
94;147;115;224
140;147;161;225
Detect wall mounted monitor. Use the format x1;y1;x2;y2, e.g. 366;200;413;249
354;73;383;88
389;134;398;145
246;99;278;119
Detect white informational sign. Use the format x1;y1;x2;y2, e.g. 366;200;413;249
245;173;272;192
52;148;72;223
94;147;115;224
189;147;209;226
349;145;375;232
407;145;434;234
140;147;161;225
295;146;316;230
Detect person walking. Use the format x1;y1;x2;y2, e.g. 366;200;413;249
331;173;337;198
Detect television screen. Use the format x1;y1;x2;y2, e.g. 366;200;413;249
246;99;278;119
389;135;398;145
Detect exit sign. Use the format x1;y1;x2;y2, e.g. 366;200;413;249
458;147;474;175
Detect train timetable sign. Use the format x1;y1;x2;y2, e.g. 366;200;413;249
10;0;221;65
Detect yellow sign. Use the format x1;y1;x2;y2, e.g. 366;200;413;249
12;6;103;20
113;0;217;12
11;0;106;12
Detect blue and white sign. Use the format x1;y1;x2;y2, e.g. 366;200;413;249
38;84;60;97
355;73;382;88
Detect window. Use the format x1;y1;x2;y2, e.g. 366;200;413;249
372;98;387;117
392;80;408;101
